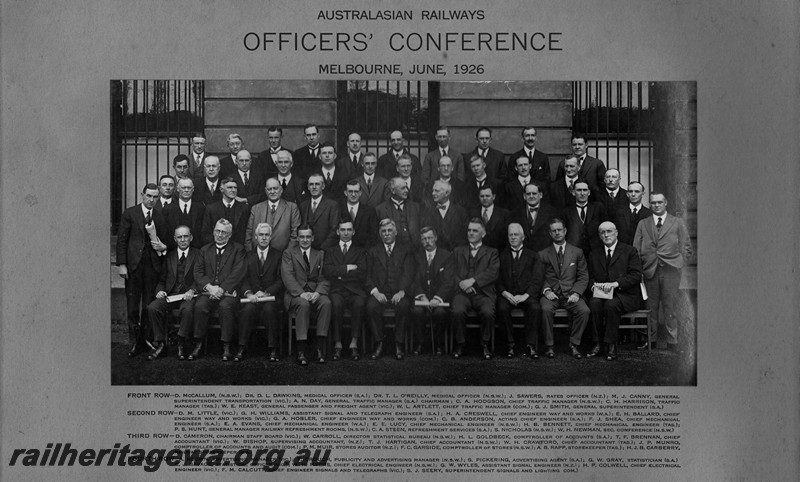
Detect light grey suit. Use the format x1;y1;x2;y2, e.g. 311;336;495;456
246;199;301;252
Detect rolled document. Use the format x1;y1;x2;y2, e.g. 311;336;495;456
240;296;276;304
414;300;450;307
145;221;161;245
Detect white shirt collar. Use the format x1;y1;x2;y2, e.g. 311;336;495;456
177;247;190;257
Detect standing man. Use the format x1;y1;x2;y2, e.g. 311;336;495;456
467;127;507;182
192;155;223;207
299;173;340;250
323;220;368;361
598;168;628;221
395;154;424;203
339;132;364;178
497;223;544;359
116;184;169;357
239;222;284;362
503;155;534;213
340;179;379;248
422;156;465;208
562;181;608;260
421;180;469;251
163;178;205;249
201;177;251;246
538;218;591;359
632;192;692;351
616;181;651;245
257;126;287;178
172;154;193;181
219;133;245;178
451;220;500;359
356;153;390;208
246;177;301;252
471;184;512;251
190;219;246;361
549;156;581;210
316;143;348;203
377;130;421;180
555;134;607;197
365;219;414;360
463;154;505;213
422;126;465;184
145;225;198;360
513;182;558;253
507;126;550;197
588;222;643;360
281;225;332;365
376;177;422;247
292;123;322;179
188;134;208;178
410;227;454;356
231;150;266;206
275;150;307;204
154;174;176;212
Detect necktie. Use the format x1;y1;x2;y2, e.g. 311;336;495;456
311;148;317;158
482;208;489;224
183;203;188;215
210;182;216;194
342;243;348;256
527;150;533;162
327;171;332;183
632;207;638;216
557;246;564;268
270;204;276;216
179;253;186;263
367;177;372;188
281;178;287;190
244;172;249;187
580;206;586;223
303;250;309;266
145;210;152;225
260;250;266;265
349;207;356;220
427;252;433;266
395;151;400;160
311;201;317;214
196;154;201;165
569;179;575;190
394;202;403;212
607;248;612;265
352;154;358;166
386;246;392;258
441;149;446;157
656;217;663;231
513;250;519;261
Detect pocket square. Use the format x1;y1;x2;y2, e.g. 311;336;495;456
438;267;444;272
569;262;576;266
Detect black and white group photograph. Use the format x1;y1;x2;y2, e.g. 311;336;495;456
110;80;697;386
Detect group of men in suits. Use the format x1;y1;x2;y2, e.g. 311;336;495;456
117;126;691;364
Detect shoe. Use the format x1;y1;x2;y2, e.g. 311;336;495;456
268;349;279;362
177;343;186;361
370;341;383;360
453;344;463;359
187;340;203;360
586;343;601;358
545;347;555;358
606;343;617;361
506;346;514;358
332;347;342;361
350;348;360;361
435;347;443;356
147;342;166;360
233;345;245;362
482;345;493;360
297;352;308;366
127;342;146;358
637;341;656;351
570;343;583;359
412;344;422;356
395;344;405;360
527;345;539;359
316;349;326;364
222;343;232;361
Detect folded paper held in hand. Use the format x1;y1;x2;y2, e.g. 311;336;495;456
592;285;614;299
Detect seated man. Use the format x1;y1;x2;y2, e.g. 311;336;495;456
239;222;284;362
538;218;591;359
281;225;332;365
145;225;198;360
365;218;414;360
451;219;500;359
410;227;454;356
323;219;368;361
497;223;544;359
190;219;246;360
587;222;643;360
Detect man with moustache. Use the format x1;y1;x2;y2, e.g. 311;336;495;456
239;222;284;363
507;126;550;196
410;227;454;356
598;169;628;221
145;226;198;360
421;180;469;251
323;219;368;361
246;177;301;252
190;219;246;361
376;177;422;247
422;126;465;184
587;222;643;360
192;155;223;207
467;127;507;182
116;183;169;357
163;177;205;249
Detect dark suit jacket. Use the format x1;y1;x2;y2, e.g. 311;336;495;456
615;204;652;245
241;247;284;297
597;187;628;223
562;202;608;259
281;246;329;297
357;175;390;208
256;149;284;179
497;247;544;297
452;244;500;299
462;177;505;213
156;247;198;295
632;213;693;279
298;196;340;250
315;164;350;203
549;177;580;210
340;201;379;248
218;153;237;179
278;174;307;205
323;243;368;296
232;169;267;206
116;204;169;273
365;242;414;295
188;152;210;179
587;242;643;310
338;151;364;179
191;176;222;207
507;148;550;186
246;199;301;252
556;155;606;197
154;197;176;213
201;200;251;246
470;205;512;251
163;200;205;249
411;248;455;301
538;242;589;297
405;175;425;203
194;241;246;293
292;145;321;179
512;204;558;253
502;178;530;213
422;177;466;208
377;149;421;180
375;199;422;247
467;147;507;182
422;149;465;184
421;203;469;251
